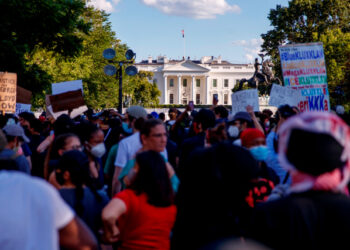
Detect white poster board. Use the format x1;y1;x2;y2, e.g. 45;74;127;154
231;89;259;114
269;84;301;107
279;42;329;112
51;80;83;95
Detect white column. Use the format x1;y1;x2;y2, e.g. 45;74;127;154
164;76;168;104
177;75;182;104
192;76;195;102
205;76;209;104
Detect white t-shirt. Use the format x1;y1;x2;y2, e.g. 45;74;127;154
0;171;74;250
115;132;143;168
114;132;168;168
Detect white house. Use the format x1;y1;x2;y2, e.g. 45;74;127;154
135;56;255;105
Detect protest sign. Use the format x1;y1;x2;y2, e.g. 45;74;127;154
49;89;85;112
279;42;329;112
231;89;259;114
52;80;83;95
269;84;301;107
16;103;31;115
0;72;17;113
17;86;32;104
70;105;88;119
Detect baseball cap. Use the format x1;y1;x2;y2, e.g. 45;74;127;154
127;106;147;119
232;112;253;123
3;124;30;143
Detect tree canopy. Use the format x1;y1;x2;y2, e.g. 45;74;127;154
0;0;90;99
1;1;161;109
261;0;350;105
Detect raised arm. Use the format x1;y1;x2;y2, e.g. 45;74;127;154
246;105;264;134
101;198;127;243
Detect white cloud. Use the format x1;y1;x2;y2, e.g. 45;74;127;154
87;0;120;13
141;0;241;19
232;38;264;62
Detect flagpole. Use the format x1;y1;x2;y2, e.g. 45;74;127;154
182;29;185;60
184;35;186;60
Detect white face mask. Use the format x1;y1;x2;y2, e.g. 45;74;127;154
228;125;239;138
90;143;106;158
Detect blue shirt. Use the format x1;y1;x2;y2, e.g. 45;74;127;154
265;131;291;185
0;149;30;174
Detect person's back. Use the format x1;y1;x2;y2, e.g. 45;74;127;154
0;148;30;174
115;189;176;250
249;111;350;250
251;191;350;250
60;187;109;237
103;151;176;250
0;170;97;250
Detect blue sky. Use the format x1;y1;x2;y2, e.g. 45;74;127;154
88;0;290;64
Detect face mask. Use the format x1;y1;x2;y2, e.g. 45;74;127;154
250;145;269;161
90;143;106;158
228;125;239;138
265;121;270;128
122;122;133;134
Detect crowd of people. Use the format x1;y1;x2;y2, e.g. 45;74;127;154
1;102;350;250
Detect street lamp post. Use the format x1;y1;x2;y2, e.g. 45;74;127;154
103;48;138;114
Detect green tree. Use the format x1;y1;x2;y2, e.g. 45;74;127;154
28;7;161;109
124;71;161;107
261;0;350;105
0;0;90;103
27;7;129;109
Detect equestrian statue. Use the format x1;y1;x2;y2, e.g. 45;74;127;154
237;53;283;91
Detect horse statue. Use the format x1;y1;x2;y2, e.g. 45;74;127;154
237;55;283;91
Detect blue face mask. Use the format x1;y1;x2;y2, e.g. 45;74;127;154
250;145;269;161
122;122;133;134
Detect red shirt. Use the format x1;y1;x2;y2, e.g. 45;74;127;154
114;189;177;250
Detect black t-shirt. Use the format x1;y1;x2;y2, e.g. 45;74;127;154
249;191;350;250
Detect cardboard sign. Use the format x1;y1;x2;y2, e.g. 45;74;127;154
16;103;31;115
52;80;83;95
269;84;301;107
70;105;88;119
17;86;32;104
0;72;17;113
279;42;329;112
49;89;85;112
231;89;259;114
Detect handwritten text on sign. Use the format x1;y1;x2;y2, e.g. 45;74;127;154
231;89;259;114
279;42;329;112
269;84;301;107
0;72;17;113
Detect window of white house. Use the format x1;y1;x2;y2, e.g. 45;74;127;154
224;79;229;88
182;98;188;105
196;79;200;87
224;94;228;104
183;79;187;87
169;79;174;87
213;79;217;87
196;94;200;104
236;79;240;85
153;79;157;84
169;94;174;104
